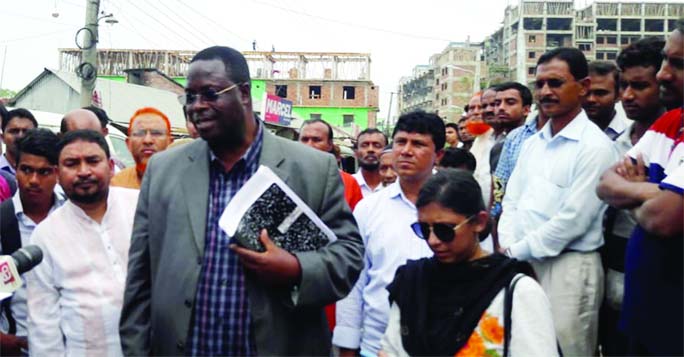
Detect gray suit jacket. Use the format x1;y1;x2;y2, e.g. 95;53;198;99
119;130;364;356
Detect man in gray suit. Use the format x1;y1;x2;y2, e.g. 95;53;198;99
119;46;364;356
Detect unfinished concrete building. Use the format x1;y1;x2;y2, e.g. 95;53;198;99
484;1;684;84
398;41;486;123
243;51;379;130
398;65;434;115
58;48;379;130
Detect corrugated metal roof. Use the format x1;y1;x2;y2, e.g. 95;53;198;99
13;68;187;132
53;69;186;130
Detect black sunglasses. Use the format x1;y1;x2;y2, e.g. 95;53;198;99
410;215;475;243
534;78;567;89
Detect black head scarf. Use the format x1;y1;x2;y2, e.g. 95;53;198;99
387;253;534;356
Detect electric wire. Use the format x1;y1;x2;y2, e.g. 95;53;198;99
120;0;199;49
150;0;214;46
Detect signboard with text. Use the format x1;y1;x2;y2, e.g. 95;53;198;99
263;94;293;126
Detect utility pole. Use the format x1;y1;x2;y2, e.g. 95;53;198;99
80;0;100;107
385;91;395;136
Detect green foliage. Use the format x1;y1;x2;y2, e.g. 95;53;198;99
0;88;16;98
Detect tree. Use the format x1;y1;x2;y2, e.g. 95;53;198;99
0;88;16;99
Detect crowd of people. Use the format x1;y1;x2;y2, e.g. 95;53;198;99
0;20;681;357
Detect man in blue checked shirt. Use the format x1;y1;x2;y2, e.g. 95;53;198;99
490;82;537;221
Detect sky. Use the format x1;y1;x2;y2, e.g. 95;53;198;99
0;0;618;117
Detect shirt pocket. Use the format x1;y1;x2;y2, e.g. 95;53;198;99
522;174;568;219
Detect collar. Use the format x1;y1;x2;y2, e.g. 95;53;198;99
12;189;65;218
387;180;417;209
605;111;628;138
539;109;588;142
209;117;264;171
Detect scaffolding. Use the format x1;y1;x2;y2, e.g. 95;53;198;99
59;49;194;77
242;51;371;81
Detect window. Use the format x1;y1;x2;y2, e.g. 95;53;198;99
547;18;572;31
621;19;641;32
343;114;354;126
528;51;535;59
596;36;605;44
275;85;287;98
597;18;617;31
309;85;321;99
644;19;664;32
310;113;322;120
523;18;543;30
606;36;617;44
436;93;440;100
606;52;617;60
343;86;356;100
528;35;536;43
436;78;440;85
596;52;605;60
442;83;448;91
669;19;677;31
579;43;591;51
528;67;535;75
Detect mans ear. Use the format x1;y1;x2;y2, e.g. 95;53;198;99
578;77;591;97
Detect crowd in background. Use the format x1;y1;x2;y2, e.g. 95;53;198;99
0;20;681;357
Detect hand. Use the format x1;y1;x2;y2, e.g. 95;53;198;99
0;333;28;356
616;154;647;183
231;229;302;287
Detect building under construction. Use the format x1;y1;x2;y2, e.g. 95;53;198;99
484;0;684;84
58;48;379;132
398;41;487;123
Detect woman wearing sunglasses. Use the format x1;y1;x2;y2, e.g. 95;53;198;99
381;169;558;357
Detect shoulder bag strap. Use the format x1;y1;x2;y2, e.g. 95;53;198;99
503;273;524;357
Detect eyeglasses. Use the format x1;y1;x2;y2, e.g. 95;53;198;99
410;215;475;243
534;78;567;90
130;129;167;138
178;83;240;105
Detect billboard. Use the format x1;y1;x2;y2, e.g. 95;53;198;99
263;94;293;126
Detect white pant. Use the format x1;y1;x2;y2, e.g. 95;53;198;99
531;251;604;357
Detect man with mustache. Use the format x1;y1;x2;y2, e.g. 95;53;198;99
596;36;665;356
0;129;64;356
111;107;173;189
468;89;498;206
334;111;444;356
498;47;618;356
353;128;387;197
597;21;684;356
582;61;629;140
27;130;138;355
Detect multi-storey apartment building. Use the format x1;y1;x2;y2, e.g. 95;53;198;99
398;42;487;123
485;1;684;84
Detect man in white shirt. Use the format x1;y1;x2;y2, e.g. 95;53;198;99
498;48;618;356
353;128;387;197
0;129;64;356
582;61;629;140
27;130;138;356
334;111;444;356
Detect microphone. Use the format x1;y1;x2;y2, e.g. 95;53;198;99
11;245;43;275
0;245;44;295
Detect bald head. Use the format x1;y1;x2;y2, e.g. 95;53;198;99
61;109;104;135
